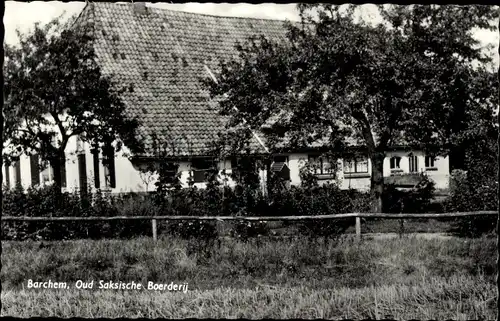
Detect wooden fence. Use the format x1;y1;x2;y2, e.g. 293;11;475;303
2;211;497;241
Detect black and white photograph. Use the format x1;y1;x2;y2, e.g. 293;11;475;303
1;1;499;319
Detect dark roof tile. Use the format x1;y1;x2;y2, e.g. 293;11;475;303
76;3;306;157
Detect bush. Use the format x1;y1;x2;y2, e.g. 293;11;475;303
231;220;270;240
1;186;163;241
382;174;436;213
296;186;358;238
445;169;497;237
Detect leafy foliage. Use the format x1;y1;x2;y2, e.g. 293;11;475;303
3;16;143;188
382;174;436;213
203;4;498;211
445;170;498;238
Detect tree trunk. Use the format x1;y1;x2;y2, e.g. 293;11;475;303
51;157;62;190
370;152;385;213
50;150;65;193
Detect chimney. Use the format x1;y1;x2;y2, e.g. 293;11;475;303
132;2;148;15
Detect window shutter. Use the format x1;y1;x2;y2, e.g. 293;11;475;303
425;156;435;168
30;155;40;186
15;161;22;186
409;155;418;173
108;148;116;188
78;153;88;194
5;164;10;188
92;149;100;188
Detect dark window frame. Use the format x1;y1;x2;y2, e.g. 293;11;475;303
191;158;216;183
30;155;40;186
309;155;335;175
159;162;179;185
103;145;116;189
14;161;22;186
425;155;436;168
408;153;419;173
78;153;88;195
343;157;369;174
390;156;402;170
92;148;100;189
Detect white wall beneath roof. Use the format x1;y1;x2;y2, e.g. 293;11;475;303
107;152;238;193
2;140;450;193
288;153;308;186
287;149;450;191
383;150;450;190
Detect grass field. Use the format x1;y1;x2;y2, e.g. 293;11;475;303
1;234;497;318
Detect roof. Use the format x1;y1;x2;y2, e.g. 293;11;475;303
74;3;416;158
270;161;289;172
75;2;290;157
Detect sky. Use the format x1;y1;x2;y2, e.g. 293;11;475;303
3;1;499;67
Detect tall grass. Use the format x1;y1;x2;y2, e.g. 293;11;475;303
1;275;495;319
2;235;496;290
1;235;497;318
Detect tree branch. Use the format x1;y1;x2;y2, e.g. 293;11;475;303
351;104;376;153
50;111;69;149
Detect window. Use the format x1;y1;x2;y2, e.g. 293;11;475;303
92;148;100;189
41;163;54;184
30;155;40;186
78;153;88;194
343;157;368;174
14;161;21;186
159;162;179;185
425;155;435;168
191;158;215;183
408;153;418;173
230;157;240;180
76;137;84;153
390;156;401;170
308;155;334;175
103;145;116;189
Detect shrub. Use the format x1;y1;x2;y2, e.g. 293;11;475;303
1;186;161;241
294;183;355;238
382;174;436;213
445;169;497;237
231;219;270;240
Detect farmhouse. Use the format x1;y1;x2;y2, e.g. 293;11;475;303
2;2;450;193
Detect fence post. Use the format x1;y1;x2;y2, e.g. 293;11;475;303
152;219;157;241
399;219;405;238
355;216;361;240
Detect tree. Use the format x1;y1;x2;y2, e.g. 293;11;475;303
3;16;143;191
203;4;498;211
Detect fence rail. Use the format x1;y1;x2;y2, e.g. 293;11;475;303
2;211;497;240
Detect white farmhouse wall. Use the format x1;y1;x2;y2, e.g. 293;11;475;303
383;150;450;190
288;153;308;186
2;137;450;193
65;135;81;191
340;158;372;191
285;150;450;191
